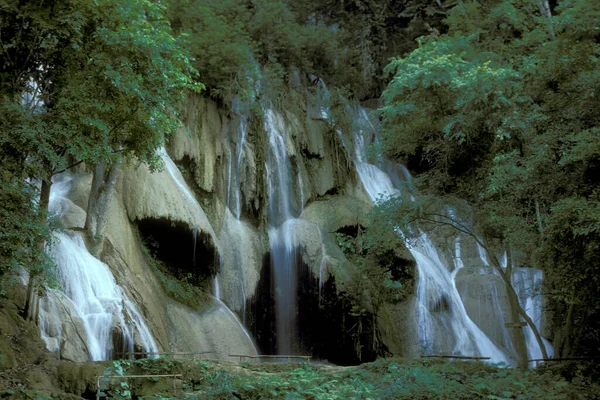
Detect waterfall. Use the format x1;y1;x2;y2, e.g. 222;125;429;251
221;114;251;320
512;268;554;362
264;106;302;354
226;115;249;220
39;175;158;360
350;106;518;364
410;235;510;363
213;275;221;301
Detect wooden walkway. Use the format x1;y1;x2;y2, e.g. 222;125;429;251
229;354;312;363
114;351;216;360
421;354;491;360
422;354;600;367
527;357;600;367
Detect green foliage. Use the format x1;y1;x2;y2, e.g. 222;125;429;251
0;172;51;280
168;0;440;103
335;232;357;254
288;0;455;98
378;0;600;357
99;360;133;399
332;225;413;361
101;357;595;399
336;225;414;308
0;0;200;281
380;34;534;195
168;0;343;104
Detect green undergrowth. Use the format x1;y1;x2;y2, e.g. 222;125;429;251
98;357;599;399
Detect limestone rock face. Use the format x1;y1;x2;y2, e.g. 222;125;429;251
218;209;267;313
100;187;173;351
52;198;86;230
59;318;89;363
166;298;258;361
169;94;226;193
301;196;371;233
121;151;218;249
303;118;328;158
298;196;373;283
56;362;108;397
39;291;89;363
378;297;420;357
455;267;513;352
65;172;93;210
0;290;50;370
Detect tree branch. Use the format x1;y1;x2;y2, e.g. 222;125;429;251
52;159;85;175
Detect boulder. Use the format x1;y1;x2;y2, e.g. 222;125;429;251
65;172;93;210
39;291;90;363
51;198;86;230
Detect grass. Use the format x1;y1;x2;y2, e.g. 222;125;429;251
100;357;600;399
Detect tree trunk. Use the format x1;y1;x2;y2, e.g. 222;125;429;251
23;178;53;323
85;159;121;253
562;301;575;358
487;243;550;366
538;0;555;39
502;246;529;369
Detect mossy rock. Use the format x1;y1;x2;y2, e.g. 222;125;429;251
56;362;108;397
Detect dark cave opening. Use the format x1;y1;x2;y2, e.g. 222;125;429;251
136;217;218;285
247;247;381;366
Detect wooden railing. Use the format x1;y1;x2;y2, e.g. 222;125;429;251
421;354;491;360
229;354;312;363
114;351;216;360
527;357;600;367
422;355;600;367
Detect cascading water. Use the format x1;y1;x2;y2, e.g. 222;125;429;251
221;114;250;319
349;105;515;364
481;245;553;361
39;175;158;360
264;106;302;354
512;268;554;362
412;235;510;362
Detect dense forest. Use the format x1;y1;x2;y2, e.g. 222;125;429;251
1;0;600;397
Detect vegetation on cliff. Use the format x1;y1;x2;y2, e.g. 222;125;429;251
376;0;600;359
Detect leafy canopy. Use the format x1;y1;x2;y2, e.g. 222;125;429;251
377;0;600;356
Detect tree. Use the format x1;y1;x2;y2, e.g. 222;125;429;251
377;0;600;361
372;193;545;367
0;0;201;320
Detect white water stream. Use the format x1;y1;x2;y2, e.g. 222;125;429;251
39;175;158;360
512;268;554;362
349;105;530;365
221;115;251;319
264;107;302;354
